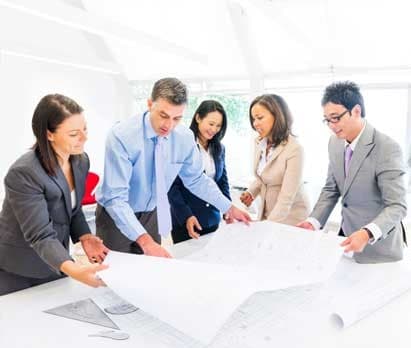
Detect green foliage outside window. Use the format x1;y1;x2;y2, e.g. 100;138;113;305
185;95;250;134
130;81;250;135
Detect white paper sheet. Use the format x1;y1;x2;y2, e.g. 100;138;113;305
187;221;345;289
325;254;411;328
209;284;332;348
101;251;256;344
99;221;345;343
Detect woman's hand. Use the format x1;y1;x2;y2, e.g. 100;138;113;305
60;260;108;288
240;191;254;207
80;234;109;264
186;216;202;239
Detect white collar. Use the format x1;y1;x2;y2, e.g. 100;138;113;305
345;120;366;151
258;137;269;151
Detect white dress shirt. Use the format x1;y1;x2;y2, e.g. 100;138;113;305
256;138;274;176
71;190;76;209
198;142;216;179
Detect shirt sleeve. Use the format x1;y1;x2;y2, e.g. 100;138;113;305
306;217;322;230
168;176;194;226
97;132;146;241
178;140;231;214
364;222;382;245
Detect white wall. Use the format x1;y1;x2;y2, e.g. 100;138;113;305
0;53;134;183
0;4;135;194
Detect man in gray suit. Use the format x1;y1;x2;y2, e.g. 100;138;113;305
298;81;407;263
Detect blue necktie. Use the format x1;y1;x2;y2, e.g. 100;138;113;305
155;137;172;237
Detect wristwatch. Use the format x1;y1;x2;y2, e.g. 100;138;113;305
362;227;374;242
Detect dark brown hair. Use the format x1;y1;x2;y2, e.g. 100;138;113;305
249;94;293;147
32;94;83;176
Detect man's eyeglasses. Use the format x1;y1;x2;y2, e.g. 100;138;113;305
322;110;349;125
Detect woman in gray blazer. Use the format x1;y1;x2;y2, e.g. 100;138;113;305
0;94;109;296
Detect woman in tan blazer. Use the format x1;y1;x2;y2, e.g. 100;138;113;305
240;94;310;225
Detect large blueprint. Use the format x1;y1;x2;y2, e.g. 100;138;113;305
100;221;345;343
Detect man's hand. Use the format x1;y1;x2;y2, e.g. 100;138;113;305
240;191;253;207
225;205;251;224
296;221;315;230
80;234;109;263
340;229;370;253
223;213;234;224
186;216;202;239
137;233;172;258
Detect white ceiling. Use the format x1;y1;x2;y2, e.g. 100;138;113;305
1;0;411;85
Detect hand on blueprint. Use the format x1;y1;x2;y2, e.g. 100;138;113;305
240;191;254;207
223;213;234;224
340;229;369;253
225;205;251;224
137;233;172;258
296;221;315;230
60;260;108;288
80;234;109;263
186;216;202;239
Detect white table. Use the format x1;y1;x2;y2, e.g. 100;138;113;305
1;235;411;348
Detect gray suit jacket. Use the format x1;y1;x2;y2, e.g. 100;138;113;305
0;151;91;278
311;122;407;263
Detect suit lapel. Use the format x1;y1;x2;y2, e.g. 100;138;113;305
343;123;375;197
214;153;222;181
71;156;83;213
262;144;285;172
50;163;72;217
254;139;286;176
333;141;346;190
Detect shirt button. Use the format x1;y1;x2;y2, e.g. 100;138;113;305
206;203;210;207
343;203;348;208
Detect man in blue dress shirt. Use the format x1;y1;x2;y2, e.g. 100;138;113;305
96;78;250;258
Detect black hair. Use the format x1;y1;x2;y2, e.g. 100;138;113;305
321;81;365;117
189;100;227;160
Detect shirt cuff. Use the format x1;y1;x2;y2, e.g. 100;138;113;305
364;223;382;245
218;197;232;214
306;217;321;230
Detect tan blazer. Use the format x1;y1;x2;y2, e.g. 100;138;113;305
248;135;310;225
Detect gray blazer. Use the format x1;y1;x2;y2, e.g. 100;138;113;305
0;151;91;278
311;122;407;263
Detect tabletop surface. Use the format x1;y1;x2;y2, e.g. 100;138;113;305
1;234;411;348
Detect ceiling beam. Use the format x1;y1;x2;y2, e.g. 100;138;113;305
226;0;264;94
0;46;122;75
250;0;319;53
0;0;207;64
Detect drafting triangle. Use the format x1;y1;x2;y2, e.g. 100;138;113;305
44;298;119;329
